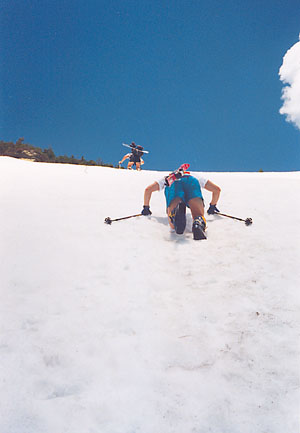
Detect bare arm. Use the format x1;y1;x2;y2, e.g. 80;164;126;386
144;182;159;206
119;153;130;164
204;180;221;205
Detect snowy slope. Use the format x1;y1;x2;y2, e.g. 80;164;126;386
0;157;299;433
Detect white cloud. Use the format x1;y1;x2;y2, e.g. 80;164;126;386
279;34;300;130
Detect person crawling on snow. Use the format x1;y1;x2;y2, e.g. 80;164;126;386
141;164;221;240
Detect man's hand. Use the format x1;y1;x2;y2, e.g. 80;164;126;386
141;205;152;216
207;204;220;215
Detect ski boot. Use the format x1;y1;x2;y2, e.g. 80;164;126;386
169;202;186;234
192;216;207;240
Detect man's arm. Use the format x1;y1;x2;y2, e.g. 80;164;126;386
144;182;160;206
204;180;221;205
119;153;130;164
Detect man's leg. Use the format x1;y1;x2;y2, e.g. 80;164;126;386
167;197;182;229
188;197;206;240
127;161;134;169
167;198;186;234
188;197;204;218
164;181;186;233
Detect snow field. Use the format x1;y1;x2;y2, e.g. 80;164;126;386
0;157;299;433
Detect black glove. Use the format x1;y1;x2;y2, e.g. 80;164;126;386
207;204;220;215
141;205;152;216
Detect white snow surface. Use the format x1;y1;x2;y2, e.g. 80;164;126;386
0;156;300;433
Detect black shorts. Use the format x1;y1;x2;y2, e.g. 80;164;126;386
129;154;141;163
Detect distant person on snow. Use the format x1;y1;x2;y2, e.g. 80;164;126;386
141;164;221;240
119;142;144;171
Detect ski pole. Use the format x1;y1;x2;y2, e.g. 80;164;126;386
104;213;142;225
216;212;253;226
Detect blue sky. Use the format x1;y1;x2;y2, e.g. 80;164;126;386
1;0;299;171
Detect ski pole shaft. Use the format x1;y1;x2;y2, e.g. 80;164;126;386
104;214;142;224
216;212;253;225
217;212;245;222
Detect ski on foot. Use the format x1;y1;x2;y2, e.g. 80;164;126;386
170;202;186;234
